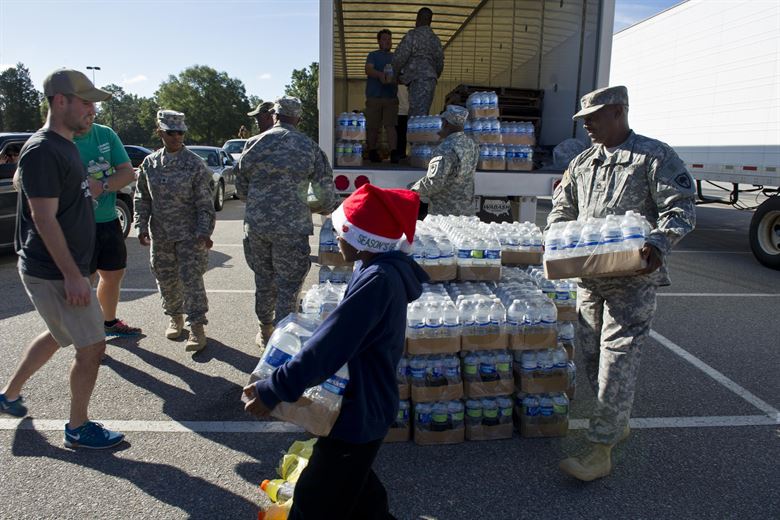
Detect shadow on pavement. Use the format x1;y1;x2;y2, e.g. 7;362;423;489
11;418;258;519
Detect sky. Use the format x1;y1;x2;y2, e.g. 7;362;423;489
0;0;680;100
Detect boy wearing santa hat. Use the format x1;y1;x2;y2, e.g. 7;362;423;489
244;184;429;519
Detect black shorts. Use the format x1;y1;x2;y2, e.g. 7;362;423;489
90;219;127;274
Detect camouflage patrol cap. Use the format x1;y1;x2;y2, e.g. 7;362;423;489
442;105;469;127
273;96;302;118
157;110;188;132
247;101;275;117
572;86;629;120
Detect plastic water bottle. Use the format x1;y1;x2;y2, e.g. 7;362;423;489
479;351;498;382
522;394;540;425
553;347;568;374
255;328;301;379
520;350;536;376
444;355;461;384
424;242;441;266
539;297;557;328
427;355;446;387
458;299;476;336
442;302;460;337
558;321;575;349
465;399;483;426
552;392;570;421
319;283;341;320
462;352;479;382
409;356;426;387
486;238;502;266
415;402;432;431
406;302;425;339
396;357;409;385
544;226;563;260
430;401;450;432
539;394;554;421
537;349;554;376
601;215;624;253
562;221;583;257
474;299;491;336
497;396;513;424
496;351;512;379
621;211;646;250
482;398;500;426
424;302;443;338
488;299;506;335
260;479;295;503
448;400;465;429
507;299;524;335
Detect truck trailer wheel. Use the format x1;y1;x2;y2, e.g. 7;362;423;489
749;196;780;270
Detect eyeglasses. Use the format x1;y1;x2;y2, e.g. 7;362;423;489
165;130;185;136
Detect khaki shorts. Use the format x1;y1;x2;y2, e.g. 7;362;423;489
365;97;399;130
20;273;105;349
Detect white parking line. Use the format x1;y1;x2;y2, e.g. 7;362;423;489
650;330;779;419
673;250;751;254
1;415;776;433
657;293;780;297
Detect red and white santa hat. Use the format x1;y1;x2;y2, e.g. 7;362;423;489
331;184;420;254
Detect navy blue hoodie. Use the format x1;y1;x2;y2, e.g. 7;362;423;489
255;251;428;443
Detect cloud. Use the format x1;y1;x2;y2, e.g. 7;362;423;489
122;74;148;85
258;73;272;80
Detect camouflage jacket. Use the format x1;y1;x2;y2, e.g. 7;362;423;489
236;122;336;235
547;131;696;284
392;25;444;83
133;146;216;241
412;131;478;216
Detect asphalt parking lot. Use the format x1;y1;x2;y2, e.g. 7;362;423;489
0;198;778;519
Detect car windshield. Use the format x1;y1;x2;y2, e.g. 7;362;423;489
223;140;246;154
192;149;220;167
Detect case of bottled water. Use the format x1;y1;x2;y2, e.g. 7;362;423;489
542;212;651;279
466;91;500;118
247;314;349;437
318;218;355;266
413;399;465;445
461;349;515;398
463;394;514;440
407;115;443;143
515;391;570;437
384;399;412;443
408;353;464;402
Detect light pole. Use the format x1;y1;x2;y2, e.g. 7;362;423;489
86;66;101;85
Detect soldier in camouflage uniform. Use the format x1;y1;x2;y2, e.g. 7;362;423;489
236;96;337;349
548;86;696;481
134;110;216;352
392;7;444;116
410;105;478;216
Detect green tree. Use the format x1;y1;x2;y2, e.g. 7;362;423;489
0;63;42;131
155;65;253;145
95;84;157;146
285;62;319;141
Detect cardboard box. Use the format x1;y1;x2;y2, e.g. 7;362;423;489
422;264;457;282
336;155;363;167
478;159;506;171
510;329;557;350
317;251;353;267
463;378;514;398
501;251;543;266
556;305;577;322
515;410;569;438
398;384;410;401
501;135;535;146
414;427;465;445
457;265;501;281
461;333;508;351
406;336;461;355
516;371;569;394
271;395;339;437
408;132;441;144
477;134;502;144
411;382;464;403
543;249;647;280
465;422;513;441
384;425;411;443
469;108;500;119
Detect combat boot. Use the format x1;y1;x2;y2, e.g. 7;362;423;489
165;315;184;340
185;323;207;352
559;443;613;481
255;323;275;351
618;423;631;443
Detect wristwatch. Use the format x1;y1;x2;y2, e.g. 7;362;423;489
102;180;110;192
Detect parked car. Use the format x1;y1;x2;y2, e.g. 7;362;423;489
0;133;34;252
222;139;247;162
124;145;152;168
188;146;237;211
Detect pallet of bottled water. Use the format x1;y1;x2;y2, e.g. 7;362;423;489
317;218;354;266
515;392;570;437
466;91;500;118
464;395;514;441
477;144;506;170
406;115;442;143
413;399;465;445
423;216;503;281
248;314;349;437
500;121;536;146
519;265;578;322
385;399;411;443
334;140;363;167
411;222;458;281
543;212;650;279
468;118;503;144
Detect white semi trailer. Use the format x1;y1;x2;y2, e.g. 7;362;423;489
610;0;780;269
318;0;616;221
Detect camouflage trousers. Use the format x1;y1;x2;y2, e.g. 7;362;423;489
576;277;657;445
408;78;437;116
150;238;209;325
243;229;311;326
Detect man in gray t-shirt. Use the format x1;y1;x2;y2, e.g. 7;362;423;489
1;68;125;450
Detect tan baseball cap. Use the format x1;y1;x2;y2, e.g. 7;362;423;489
572;85;628;120
247;101;275;117
43;68;112;102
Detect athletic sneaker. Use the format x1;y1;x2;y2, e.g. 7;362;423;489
0;394;27;417
64;421;125;449
105;319;142;337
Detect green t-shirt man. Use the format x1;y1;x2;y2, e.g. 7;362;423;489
73;123;131;223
